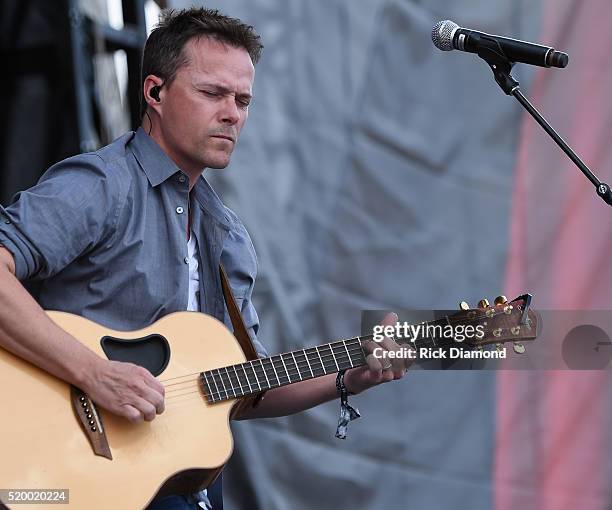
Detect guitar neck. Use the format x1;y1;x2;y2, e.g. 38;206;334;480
201;317;456;403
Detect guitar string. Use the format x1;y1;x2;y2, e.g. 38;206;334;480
164;318;524;407
164;344;366;401
157;336;368;384
161;324;427;388
161;339;365;389
199;307;524;402
159;339;366;387
164;346;368;403
165;330;458;402
161;307;523;399
158;308;494;386
165;336;516;403
163;346;365;392
162;345;374;406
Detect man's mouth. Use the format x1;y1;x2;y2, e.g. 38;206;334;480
211;134;235;142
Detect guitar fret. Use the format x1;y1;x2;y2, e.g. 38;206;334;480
214;369;229;399
223;367;238;397
311;348;326;375
252;360;267;390
232;365;248;395
314;346;326;375
229;366;245;396
273;356;290;384
342;341;354;368
268;356;281;385
203;371;216;401
354;338;366;364
259;358;271;388
328;344;340;371
290;352;303;381
301;350;315;378
279;354;292;383
336;342;353;370
247;361;262;391
304;349;319;376
241;364;253;393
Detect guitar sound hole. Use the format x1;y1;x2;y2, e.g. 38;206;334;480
100;334;171;376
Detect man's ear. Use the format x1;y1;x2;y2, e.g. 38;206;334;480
143;75;164;112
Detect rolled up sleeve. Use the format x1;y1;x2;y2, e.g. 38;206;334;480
0;153;119;281
241;288;266;358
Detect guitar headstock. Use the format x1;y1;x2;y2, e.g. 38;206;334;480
455;294;539;353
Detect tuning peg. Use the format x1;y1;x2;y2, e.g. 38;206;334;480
459;301;470;311
513;342;526;354
478;299;490;308
494;295;508;305
495;343;504;352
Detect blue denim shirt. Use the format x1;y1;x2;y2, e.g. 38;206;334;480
0;127;267;357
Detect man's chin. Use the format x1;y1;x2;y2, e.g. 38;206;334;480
201;153;231;169
200;147;233;169
206;160;231;169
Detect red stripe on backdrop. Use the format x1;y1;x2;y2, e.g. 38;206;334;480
496;0;612;509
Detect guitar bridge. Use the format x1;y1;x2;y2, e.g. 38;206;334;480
70;386;112;460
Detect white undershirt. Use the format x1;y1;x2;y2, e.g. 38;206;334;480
187;231;200;312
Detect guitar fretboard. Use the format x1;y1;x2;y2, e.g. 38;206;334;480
201;338;365;402
201;316;459;403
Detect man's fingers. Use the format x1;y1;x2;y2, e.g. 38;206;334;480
146;374;166;398
138;384;165;415
137;365;166;397
365;353;384;373
132;397;157;422
133;366;165;414
380;312;398;328
378;336;411;375
121;404;143;424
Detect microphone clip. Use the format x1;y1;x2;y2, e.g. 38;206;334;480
476;38;520;95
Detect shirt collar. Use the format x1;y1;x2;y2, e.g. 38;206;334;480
191;175;232;231
130;127;180;187
130;127;232;230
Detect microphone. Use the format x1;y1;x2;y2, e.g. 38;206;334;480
431;20;569;68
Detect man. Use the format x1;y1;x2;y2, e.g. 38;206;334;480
0;7;408;509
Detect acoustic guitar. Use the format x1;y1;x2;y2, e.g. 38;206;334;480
0;294;538;509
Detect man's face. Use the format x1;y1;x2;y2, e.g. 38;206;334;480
157;36;255;171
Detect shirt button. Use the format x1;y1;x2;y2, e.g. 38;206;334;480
184;256;189;264
176;206;184;214
178;175;186;183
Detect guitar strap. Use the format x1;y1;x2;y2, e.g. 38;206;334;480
219;264;266;417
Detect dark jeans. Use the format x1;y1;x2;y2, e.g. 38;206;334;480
147;473;223;510
147;495;201;509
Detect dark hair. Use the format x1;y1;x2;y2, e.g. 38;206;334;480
140;7;263;115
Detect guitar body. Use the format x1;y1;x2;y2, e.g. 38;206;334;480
0;311;246;509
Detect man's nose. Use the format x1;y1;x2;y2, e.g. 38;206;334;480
219;96;240;125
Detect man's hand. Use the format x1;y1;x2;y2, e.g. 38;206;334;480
343;312;411;395
82;359;166;423
0;248;165;424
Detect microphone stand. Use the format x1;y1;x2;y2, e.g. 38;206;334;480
476;43;612;207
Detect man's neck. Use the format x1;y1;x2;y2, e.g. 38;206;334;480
142;121;204;191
